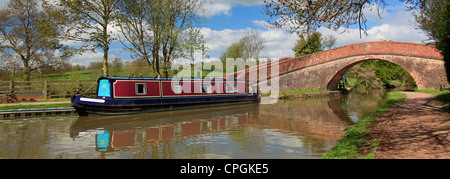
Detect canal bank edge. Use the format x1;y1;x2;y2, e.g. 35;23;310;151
321;92;407;159
260;89;338;100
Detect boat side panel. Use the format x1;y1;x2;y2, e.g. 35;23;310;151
161;81;225;96
113;80;161;98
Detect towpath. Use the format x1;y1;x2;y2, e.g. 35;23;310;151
370;92;450;159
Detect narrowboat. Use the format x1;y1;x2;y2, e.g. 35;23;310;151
71;77;259;116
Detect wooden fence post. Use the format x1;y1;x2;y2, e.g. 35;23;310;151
43;81;48;99
8;80;14;102
75;80;80;96
9;80;13;94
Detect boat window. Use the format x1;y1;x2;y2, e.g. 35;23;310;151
174;83;182;94
201;84;212;94
136;83;147;95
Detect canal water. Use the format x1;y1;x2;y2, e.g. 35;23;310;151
0;92;389;159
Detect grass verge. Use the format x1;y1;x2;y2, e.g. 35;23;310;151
0;103;71;110
321;92;407;159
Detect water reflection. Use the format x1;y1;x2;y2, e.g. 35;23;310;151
339;91;388;123
71;105;255;158
0;92;388;159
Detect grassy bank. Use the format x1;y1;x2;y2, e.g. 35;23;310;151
0;103;71;110
321;92;407;159
0;98;71;110
415;89;450;111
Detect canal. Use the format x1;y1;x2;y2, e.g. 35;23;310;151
0;92;389;159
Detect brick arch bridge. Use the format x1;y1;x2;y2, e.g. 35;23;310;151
236;41;449;91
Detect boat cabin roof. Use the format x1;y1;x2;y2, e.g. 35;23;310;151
98;76;245;82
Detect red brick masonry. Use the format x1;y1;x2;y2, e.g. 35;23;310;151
236;41;448;91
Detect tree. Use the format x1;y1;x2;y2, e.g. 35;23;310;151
241;31;266;60
61;0;120;77
0;0;72;81
116;0;206;78
177;28;209;62
263;0;425;37
346;64;383;93
220;31;266;61
220;41;244;62
359;60;416;88
415;0;450;83
110;57;122;76
292;31;323;57
322;35;337;50
116;0;154;75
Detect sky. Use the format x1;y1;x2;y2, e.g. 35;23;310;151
0;0;430;66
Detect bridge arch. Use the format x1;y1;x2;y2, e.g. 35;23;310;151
236;41;449;91
326;55;421;91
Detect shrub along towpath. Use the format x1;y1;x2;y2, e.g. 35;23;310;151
370;92;450;159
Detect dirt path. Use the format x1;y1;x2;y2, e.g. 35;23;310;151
370;92;450;159
0;101;71;107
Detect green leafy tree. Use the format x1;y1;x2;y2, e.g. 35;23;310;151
116;0;206;78
415;0;450;83
220;42;244;62
292;31;323;57
346;64;383;93
359;60;416;88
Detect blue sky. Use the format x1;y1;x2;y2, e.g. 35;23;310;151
0;0;429;66
202;5;267;30
186;0;428;62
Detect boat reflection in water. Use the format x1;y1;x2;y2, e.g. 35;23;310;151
70;104;256;154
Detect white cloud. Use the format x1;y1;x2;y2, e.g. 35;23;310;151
203;3;233;17
200;27;296;60
201;7;427;61
70;51;105;66
61;23;123;47
203;0;265;17
260;29;297;58
318;9;427;47
0;0;8;8
252;20;271;29
201;27;251;51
